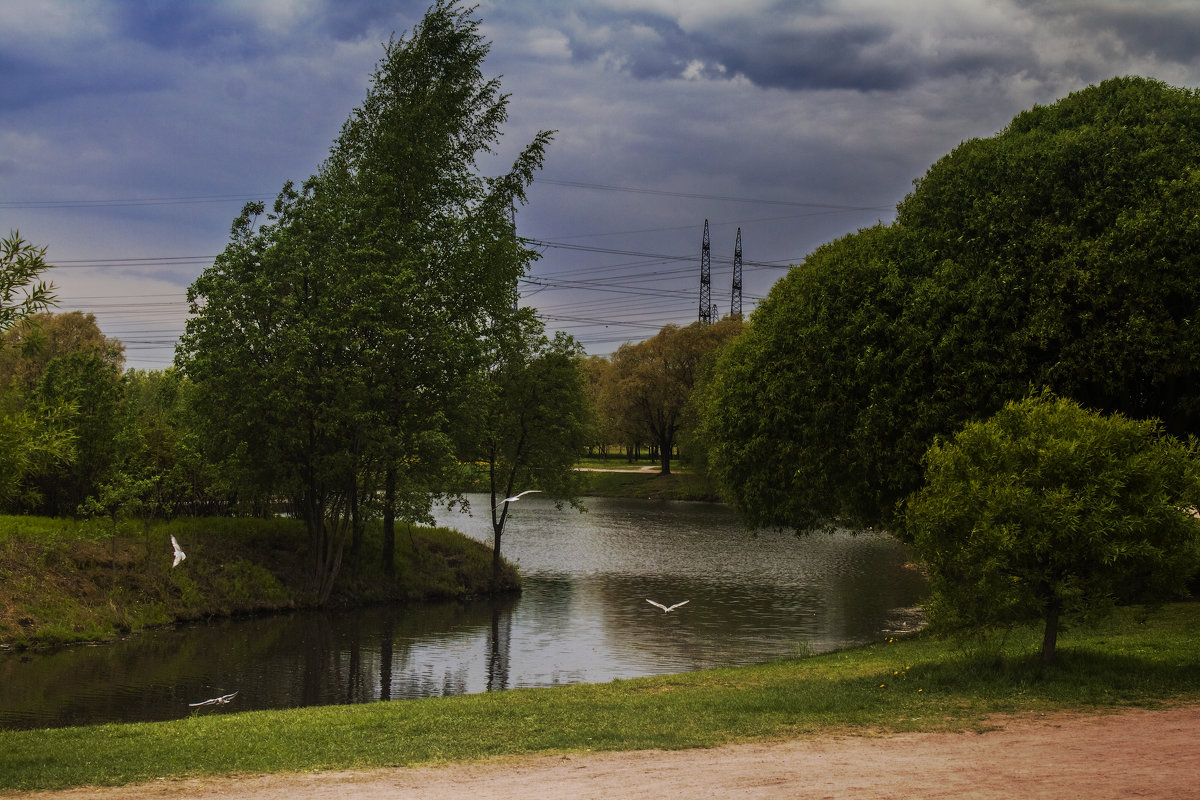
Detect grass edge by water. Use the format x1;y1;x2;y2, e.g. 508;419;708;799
2;601;1198;793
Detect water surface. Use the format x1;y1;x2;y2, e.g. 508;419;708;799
0;496;925;729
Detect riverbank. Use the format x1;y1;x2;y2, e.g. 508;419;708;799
3;601;1198;792
0;515;518;649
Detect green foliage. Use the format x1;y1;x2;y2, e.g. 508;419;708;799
474;320;590;580
702;76;1200;530
903;393;1200;662
0;231;56;332
177;1;552;601
0;235;70;504
607;317;744;476
0;515;512;647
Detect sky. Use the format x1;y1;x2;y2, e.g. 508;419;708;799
4;0;1200;370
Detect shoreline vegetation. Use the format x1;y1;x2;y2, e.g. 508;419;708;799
1;601;1197;792
0;464;707;650
0;514;518;650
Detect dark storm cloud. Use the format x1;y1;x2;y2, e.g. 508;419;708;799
699;23;917;92
535;4;1036;94
1074;6;1200;65
0;50;172;110
110;0;418;58
111;1;259;55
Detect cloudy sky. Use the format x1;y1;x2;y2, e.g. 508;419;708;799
3;0;1200;369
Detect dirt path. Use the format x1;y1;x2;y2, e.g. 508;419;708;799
24;705;1200;799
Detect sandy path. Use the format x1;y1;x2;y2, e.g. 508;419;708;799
24;705;1200;799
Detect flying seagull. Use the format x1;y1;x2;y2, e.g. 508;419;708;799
188;691;237;707
170;536;186;568
646;599;690;613
496;489;542;508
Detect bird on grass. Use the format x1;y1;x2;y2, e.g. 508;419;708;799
495;489;541;508
188;691;237;707
170;536;186;568
646;599;689;613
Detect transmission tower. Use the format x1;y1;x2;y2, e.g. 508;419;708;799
699;219;712;325
731;227;743;317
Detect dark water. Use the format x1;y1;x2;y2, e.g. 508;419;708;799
0;496;926;730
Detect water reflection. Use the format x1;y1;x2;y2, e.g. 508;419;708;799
0;496;925;729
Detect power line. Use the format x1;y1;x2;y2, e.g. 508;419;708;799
537;178;891;212
0;194;274;210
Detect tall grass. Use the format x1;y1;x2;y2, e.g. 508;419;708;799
2;602;1197;792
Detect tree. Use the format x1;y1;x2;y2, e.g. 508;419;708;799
902;393;1200;663
0;233;71;506
0;311;128;515
27;349;125;515
701;77;1200;530
0;232;56;332
609;317;744;475
0;310;124;391
476;319;589;585
579;355;616;458
177;0;551;602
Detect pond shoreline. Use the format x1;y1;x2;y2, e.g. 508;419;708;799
0;516;517;650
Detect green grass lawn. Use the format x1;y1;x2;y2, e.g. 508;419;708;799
3;601;1198;792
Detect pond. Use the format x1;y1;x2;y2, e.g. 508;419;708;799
0;495;926;730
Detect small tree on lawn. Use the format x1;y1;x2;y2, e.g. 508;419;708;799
902;392;1200;663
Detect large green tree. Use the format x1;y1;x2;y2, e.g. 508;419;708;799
177;1;550;602
903;393;1200;663
702;76;1200;530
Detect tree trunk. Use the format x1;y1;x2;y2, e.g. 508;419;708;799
349;474;363;567
382;466;396;578
658;431;673;475
1041;600;1061;664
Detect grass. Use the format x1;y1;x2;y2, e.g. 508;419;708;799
0;515;516;648
575;464;721;501
2;601;1198;792
454;458;723;501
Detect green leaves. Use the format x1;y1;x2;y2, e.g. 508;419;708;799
703;76;1200;533
176;1;552;596
0;231;56;333
904;393;1200;661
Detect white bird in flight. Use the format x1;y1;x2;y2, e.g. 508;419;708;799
188;691;237;707
646;599;690;613
498;489;542;506
170;536;186;568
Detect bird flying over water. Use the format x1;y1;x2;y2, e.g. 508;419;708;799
497;489;542;508
646;599;689;613
188;691;237;707
170;536;186;568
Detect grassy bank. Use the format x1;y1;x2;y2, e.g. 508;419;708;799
2;601;1198;792
0;515;517;648
457;459;723;502
575;466;721;501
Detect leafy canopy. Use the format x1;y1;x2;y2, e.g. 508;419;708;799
177;0;552;599
701;76;1200;530
903;393;1200;663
